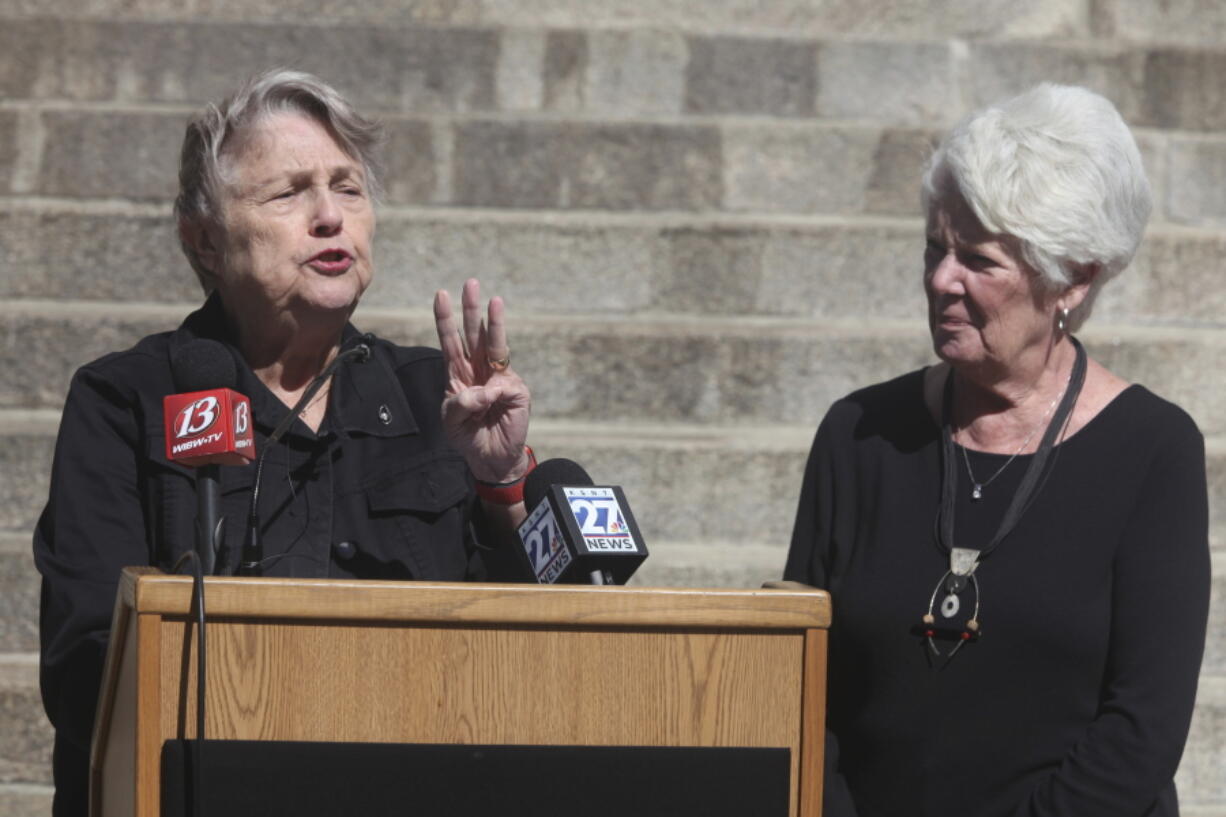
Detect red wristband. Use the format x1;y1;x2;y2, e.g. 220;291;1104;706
474;446;537;505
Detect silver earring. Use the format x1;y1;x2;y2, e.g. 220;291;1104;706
1057;307;1069;333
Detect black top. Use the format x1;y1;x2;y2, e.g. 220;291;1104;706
784;369;1210;817
34;295;526;815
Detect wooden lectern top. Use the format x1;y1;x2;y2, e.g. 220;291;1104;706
116;566;832;628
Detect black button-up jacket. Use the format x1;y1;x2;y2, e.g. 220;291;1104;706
34;295;523;813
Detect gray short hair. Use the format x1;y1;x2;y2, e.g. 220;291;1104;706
921;83;1151;331
174;68;384;291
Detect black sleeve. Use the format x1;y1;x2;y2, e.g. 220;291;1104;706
1011;414;1210;816
33;364;152;751
784;412;861;817
467;497;532;581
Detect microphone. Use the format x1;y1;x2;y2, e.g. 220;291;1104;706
165;339;256;574
517;459;648;585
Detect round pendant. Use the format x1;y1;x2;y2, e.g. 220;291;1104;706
940;593;961;618
971;484;983;500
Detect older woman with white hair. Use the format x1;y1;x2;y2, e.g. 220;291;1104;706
35;69;535;815
785;84;1209;817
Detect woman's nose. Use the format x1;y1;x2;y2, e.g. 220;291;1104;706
926;253;965;295
310;191;343;237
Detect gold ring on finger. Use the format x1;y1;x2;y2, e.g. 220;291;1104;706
488;354;511;372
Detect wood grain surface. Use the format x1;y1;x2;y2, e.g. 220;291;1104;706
126;571;831;630
95;569;830;816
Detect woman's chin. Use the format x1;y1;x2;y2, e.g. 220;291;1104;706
931;332;983;367
297;279;366;315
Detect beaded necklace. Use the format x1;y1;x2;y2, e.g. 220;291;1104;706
920;338;1087;659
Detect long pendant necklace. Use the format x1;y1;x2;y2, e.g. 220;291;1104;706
920;338;1087;659
960;381;1067;501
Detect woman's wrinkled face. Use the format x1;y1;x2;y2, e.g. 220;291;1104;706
923;189;1058;375
209;111;375;323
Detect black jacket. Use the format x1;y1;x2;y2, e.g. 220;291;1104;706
34;295;524;815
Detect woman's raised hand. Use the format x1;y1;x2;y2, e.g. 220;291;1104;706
433;278;532;484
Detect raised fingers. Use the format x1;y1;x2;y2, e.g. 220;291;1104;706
487;295;509;367
461;278;483;365
437;279;513;388
433;288;471;386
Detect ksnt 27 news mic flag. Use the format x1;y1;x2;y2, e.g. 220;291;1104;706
518;459;648;585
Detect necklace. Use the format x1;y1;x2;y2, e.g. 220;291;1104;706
919;338;1087;659
959;383;1067;501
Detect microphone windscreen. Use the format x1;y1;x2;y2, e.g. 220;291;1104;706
523;458;594;510
171;339;237;393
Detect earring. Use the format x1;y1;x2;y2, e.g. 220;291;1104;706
1057;307;1069;333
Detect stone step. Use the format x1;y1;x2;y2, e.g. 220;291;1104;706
4;300;1226;435
3;17;1225;132
9;414;1224;673
0;784;53;817
0;108;919;217
5;533;1224;662
0;0;1096;39
0;413;53;542
5;408;1226;553
0;654;50;787
3;202;1225;328
1180;675;1226;808
1100;2;1226;48
0;534;37;654
3;105;1226;225
1186;807;1226;817
7;2;1226;59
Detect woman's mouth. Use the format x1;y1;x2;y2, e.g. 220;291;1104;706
306;249;353;274
937;311;972;328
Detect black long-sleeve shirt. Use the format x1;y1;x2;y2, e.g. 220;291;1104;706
34;295;524;815
785;369;1210;817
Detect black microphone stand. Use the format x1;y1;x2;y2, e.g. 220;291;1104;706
194;466;223;576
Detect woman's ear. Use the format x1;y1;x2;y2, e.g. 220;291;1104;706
1059;262;1100;314
179;217;221;282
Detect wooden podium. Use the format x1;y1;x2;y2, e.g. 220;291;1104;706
91;567;831;817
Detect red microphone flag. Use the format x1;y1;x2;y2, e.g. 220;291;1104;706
163;389;256;467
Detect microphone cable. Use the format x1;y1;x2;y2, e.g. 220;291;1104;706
171;548;207;817
237;337;372;576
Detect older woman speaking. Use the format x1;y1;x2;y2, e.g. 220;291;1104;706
785;84;1209;817
34;69;533;814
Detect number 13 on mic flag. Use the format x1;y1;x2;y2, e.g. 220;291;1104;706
163;388;256;467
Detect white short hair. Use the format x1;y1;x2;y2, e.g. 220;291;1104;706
921;83;1151;330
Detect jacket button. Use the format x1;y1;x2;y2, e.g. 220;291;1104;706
333;540;357;560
